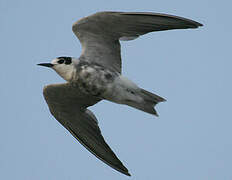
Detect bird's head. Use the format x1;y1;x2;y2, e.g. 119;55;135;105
38;56;78;81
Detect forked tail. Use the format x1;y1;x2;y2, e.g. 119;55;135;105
126;88;166;116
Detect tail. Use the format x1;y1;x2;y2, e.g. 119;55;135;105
126;88;166;116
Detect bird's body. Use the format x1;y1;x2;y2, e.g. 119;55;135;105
38;11;202;176
74;60;118;98
51;57;166;115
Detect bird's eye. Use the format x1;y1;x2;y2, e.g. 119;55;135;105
57;59;64;64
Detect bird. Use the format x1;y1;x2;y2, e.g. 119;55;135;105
38;11;202;176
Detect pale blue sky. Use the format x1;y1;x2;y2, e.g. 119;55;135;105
1;0;232;179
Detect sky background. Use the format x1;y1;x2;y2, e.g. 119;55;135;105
1;0;232;179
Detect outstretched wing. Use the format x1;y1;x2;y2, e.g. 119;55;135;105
72;11;203;73
43;83;130;176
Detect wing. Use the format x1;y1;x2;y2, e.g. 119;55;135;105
43;83;130;176
72;11;203;73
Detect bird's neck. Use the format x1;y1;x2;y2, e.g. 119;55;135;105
55;65;76;82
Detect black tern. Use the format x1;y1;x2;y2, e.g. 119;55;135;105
38;11;202;176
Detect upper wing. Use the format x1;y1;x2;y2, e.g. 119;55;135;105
72;11;203;73
43;83;130;176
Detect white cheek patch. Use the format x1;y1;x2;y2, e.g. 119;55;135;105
51;58;59;64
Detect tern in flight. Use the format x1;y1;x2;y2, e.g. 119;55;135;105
38;11;202;176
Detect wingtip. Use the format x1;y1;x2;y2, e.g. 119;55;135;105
116;165;131;176
121;170;131;176
160;97;167;102
198;22;204;27
193;22;203;28
189;19;203;28
109;164;131;176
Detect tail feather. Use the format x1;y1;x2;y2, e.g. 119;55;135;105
140;89;166;104
125;88;166;116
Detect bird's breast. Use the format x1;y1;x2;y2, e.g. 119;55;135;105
75;62;117;97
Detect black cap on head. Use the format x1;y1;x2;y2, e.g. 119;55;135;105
57;57;72;65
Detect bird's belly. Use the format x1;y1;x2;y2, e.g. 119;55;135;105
74;63;142;104
102;76;143;104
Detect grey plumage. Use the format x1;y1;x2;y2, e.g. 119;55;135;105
43;83;130;176
39;11;202;176
72;11;202;73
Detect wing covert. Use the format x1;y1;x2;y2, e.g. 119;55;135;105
72;11;203;73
